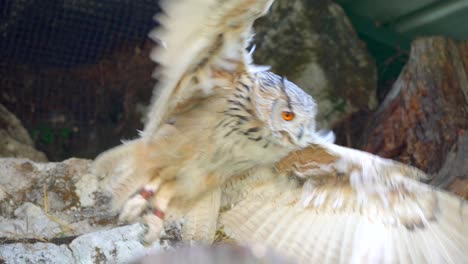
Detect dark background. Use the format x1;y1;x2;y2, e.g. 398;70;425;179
0;0;419;161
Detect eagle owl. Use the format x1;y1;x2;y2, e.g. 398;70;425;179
93;0;468;262
94;0;331;243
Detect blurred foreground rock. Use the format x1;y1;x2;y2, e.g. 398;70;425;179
132;244;293;264
0;104;47;162
254;0;377;128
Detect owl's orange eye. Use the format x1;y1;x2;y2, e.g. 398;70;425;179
281;111;295;121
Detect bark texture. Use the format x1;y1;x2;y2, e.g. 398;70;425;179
357;37;468;192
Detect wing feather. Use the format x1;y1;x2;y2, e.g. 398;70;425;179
219;160;468;264
169;187;222;243
143;0;273;139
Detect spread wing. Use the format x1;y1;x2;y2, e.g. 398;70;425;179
219;145;468;264
142;0;273;139
168;187;222;243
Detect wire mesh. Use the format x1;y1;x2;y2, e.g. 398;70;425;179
0;0;159;160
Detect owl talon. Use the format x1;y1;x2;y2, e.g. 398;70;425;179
138;223;147;242
140;222;149;232
119;187;157;223
140;212;165;245
119;194;148;223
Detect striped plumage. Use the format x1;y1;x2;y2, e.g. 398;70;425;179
218;71;320;151
176;144;468;264
93;0;327;245
92;0;467;262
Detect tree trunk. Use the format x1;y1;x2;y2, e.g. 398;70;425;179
358;37;468;191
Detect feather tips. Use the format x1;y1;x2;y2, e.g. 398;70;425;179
143;0;274;139
92;139;150;210
219;166;468;264
171;187;222;243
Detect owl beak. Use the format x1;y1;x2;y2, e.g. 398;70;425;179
296;124;304;141
295;124;315;148
278;131;294;146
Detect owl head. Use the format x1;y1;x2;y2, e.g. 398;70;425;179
251;71;318;148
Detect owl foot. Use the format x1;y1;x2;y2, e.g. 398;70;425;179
119;186;158;223
139;209;165;245
119;181;176;244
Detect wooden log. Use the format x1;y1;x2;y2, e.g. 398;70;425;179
358;37;468;190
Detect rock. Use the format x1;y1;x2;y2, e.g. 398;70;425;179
0;225;160;264
69;224;159;264
0;104;47;162
0;243;75;264
1;203;63;240
0;158;117;241
75;173;100;207
253;0;377;128
0;157;172;264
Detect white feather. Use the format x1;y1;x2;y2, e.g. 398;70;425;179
142;0;274;139
219;168;468;263
169;187;222;243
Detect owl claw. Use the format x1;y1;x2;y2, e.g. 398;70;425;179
141;222;149;232
119;194;149;223
119;187;157;223
119;182;173;244
140;213;164;245
138;223;149;245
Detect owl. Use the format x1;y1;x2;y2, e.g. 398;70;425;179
93;0;332;244
173;144;468;263
93;0;468;261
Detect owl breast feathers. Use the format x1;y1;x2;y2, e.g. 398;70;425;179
92;0;468;263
